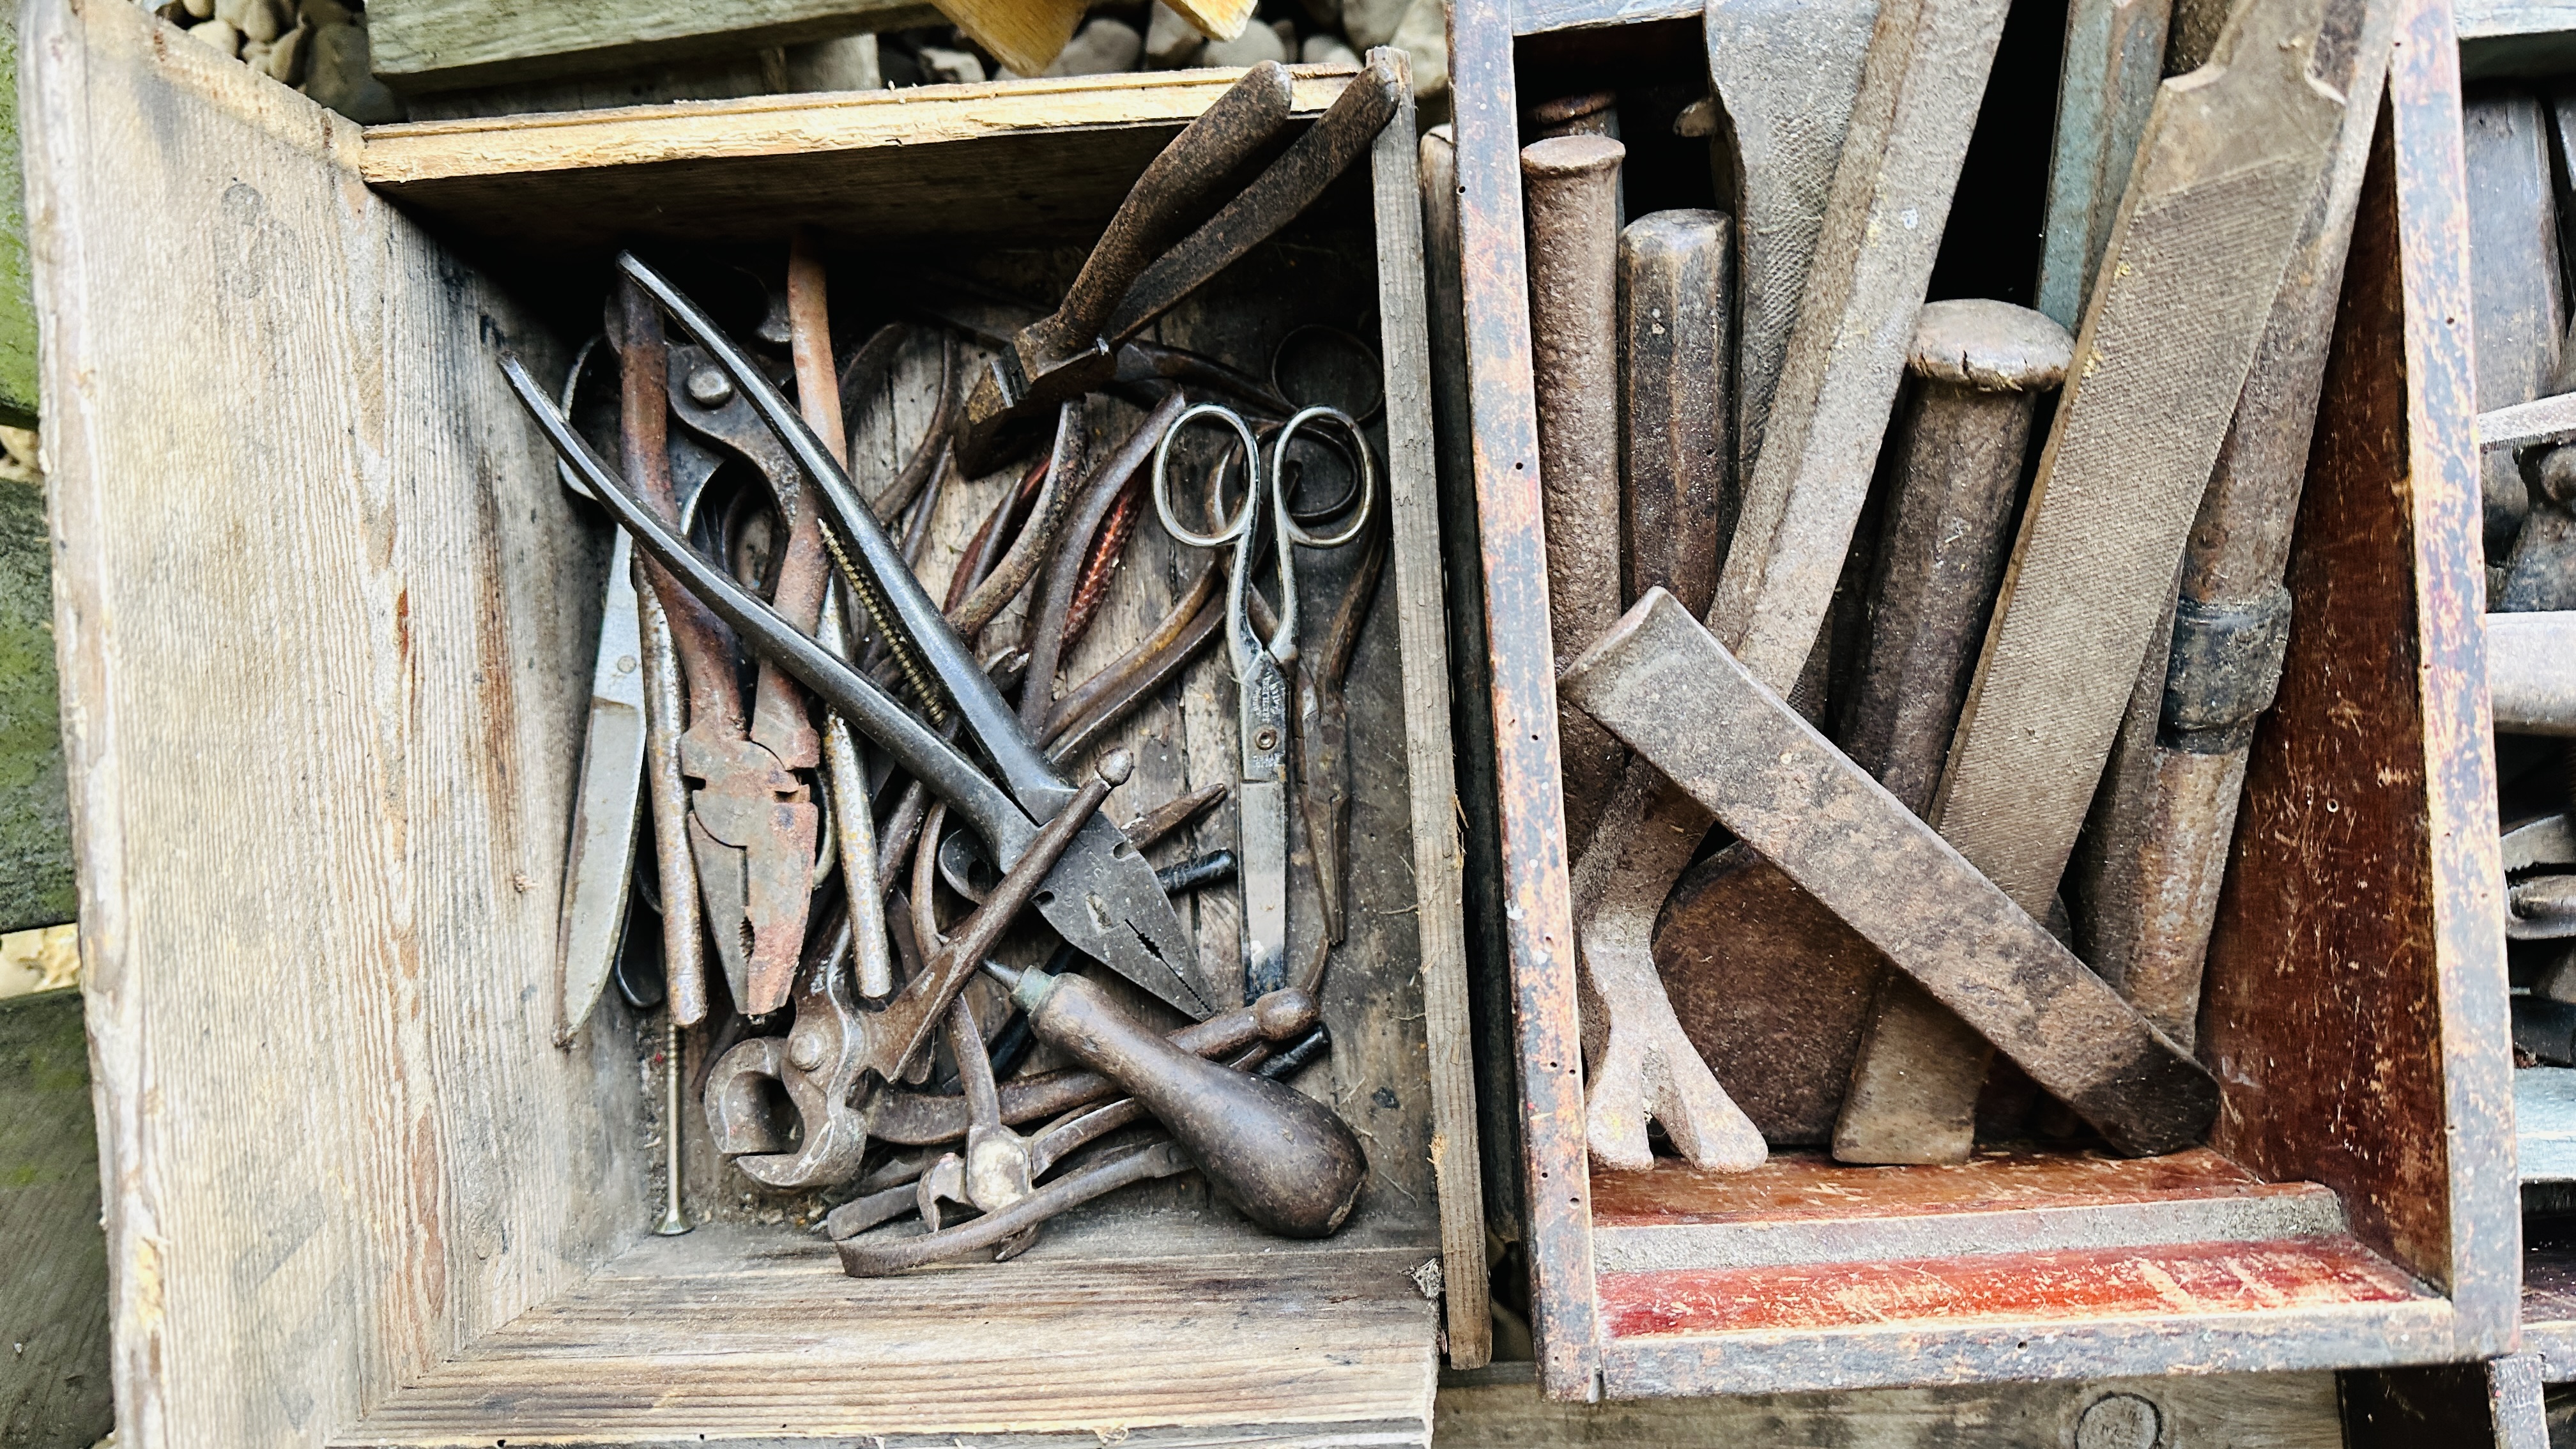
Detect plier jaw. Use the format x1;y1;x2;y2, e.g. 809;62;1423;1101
956;335;1116;475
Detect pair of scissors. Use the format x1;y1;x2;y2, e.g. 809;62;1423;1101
1151;403;1376;999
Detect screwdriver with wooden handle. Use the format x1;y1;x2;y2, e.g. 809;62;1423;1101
983;960;1367;1238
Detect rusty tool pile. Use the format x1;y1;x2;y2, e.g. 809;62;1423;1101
1501;0;2394;1172
496;56;1408;1273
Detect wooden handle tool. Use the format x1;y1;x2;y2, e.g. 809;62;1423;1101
988;963;1367;1238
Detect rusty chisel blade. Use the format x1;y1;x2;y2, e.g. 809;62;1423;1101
1563;592;2220;1158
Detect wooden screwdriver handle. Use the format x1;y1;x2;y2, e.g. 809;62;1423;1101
1009;969;1365;1238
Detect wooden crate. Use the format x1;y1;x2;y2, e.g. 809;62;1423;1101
1443;0;2518;1400
25;3;1490;1441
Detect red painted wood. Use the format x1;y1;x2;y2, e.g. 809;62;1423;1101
1590;1148;2322;1227
1598;1238;2429;1337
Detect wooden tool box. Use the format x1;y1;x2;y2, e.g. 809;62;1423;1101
1443;0;2519;1402
24;1;1487;1441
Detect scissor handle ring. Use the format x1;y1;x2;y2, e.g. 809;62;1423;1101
1269;406;1376;551
1152;402;1264;550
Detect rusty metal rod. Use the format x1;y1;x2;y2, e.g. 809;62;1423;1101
1618;208;1733;617
1829;301;2073;1165
1521;132;1630;858
1021;391;1190;731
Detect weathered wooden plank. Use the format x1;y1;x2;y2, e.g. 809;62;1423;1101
0;989;112;1449
399;36;882;125
0;477;73;933
1445;0;1602;1399
1590;1146;2319;1223
1601;1294;2462;1399
342;1230;1438;1445
1595;1192;2345;1273
1368;68;1491;1370
1590;1148;2349;1272
369;0;937;96
1435;1362;2347;1447
26;1;636;1438
2455;0;2576;78
358;71;1352;252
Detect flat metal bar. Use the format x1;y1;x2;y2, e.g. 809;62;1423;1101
1561;592;2220;1158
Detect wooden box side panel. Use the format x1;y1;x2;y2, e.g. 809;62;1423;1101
2201;0;2511;1346
1368;87;1495;1368
25;1;636;1439
1447;0;1604;1401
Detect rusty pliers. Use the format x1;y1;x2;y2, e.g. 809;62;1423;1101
507;254;1204;1020
700;751;1131;1190
954;52;1406;470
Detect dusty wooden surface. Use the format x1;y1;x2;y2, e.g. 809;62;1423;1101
0;989;112;1449
1443;0;2508;1404
2456;0;2576;78
1446;0;1602;1399
1438;1364;2346;1447
1369;73;1492;1368
27;1;636;1438
369;0;936;95
1597;1238;2428;1337
358;71;1356;254
30;6;1473;1438
348;1227;1437;1445
1588;1147;2325;1224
